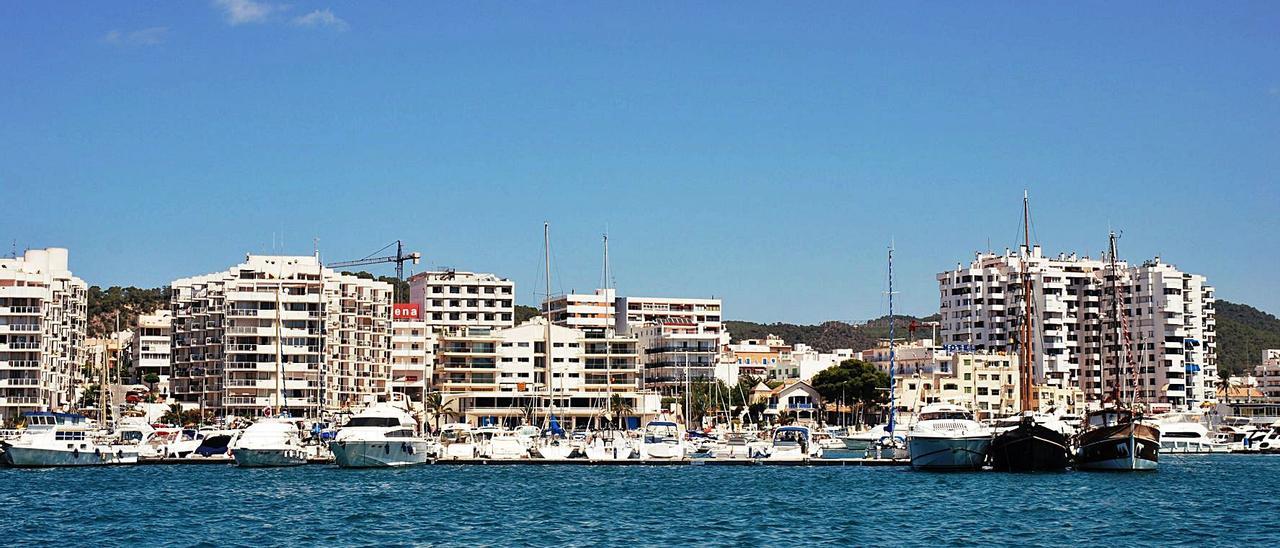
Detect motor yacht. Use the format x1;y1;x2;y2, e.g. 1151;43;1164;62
585;430;636;461
766;425;823;461
1158;413;1231;454
1;412;139;467
906;403;992;470
439;423;478;460
231;418;308;467
639;421;685;460
482;429;530;460
329;401;434;468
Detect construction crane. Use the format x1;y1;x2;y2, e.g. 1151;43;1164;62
328;240;422;281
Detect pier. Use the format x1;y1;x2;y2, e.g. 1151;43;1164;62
134;457;910;467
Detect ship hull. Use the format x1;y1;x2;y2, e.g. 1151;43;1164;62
1075;423;1159;471
989;423;1071;472
329;440;432;468
2;445;138;467
232;447;307;468
908;435;990;470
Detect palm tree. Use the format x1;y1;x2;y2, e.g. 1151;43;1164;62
1217;370;1233;404
606;394;634;429
160;403;184;425
423;392;459;432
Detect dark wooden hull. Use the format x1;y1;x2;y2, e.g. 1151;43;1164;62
1075;422;1159;471
989;423;1071;472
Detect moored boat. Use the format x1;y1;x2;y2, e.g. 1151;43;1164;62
1074;407;1159;471
639;421;685;460
231;418;308;467
0;412;139;467
906;403;991;471
989;413;1072;472
329;400;433;468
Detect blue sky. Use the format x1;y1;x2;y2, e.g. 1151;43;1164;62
2;2;1278;322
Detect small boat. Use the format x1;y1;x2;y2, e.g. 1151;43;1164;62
1074;407;1160;471
0;412;139;467
639;421;685;460
329;400;434;468
231;418;308;467
766;425;823;461
439;423;478;460
839;424;895;453
988;412;1073;472
906;403;992;471
585;430;636;461
483;430;531;460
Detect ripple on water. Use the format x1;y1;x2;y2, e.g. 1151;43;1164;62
1;456;1278;546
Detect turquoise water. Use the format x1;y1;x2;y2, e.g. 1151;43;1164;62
2;454;1276;546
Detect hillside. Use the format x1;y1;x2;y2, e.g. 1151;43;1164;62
86;286;168;337
1216;300;1280;375
725;314;942;353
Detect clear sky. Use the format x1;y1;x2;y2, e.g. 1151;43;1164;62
2;2;1277;322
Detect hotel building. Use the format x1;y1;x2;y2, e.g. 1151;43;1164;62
169;255;393;417
132;310;172;396
0;248;87;419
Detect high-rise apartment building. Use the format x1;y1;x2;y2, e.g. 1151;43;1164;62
169;255;393;417
408;270;515;330
543;289;616;330
938;245;1215;410
132;310;172;396
0;248;86;419
390;303;434;403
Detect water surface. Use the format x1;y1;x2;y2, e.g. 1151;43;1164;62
2;454;1275;546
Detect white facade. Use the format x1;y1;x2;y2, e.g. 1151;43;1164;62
434;318;653;428
615;296;722;335
390;318;434;403
1254;350;1280;401
132;310;172;396
859;338;951;376
170;255;393;417
543;289;616;330
408;270;514;330
938;246;1216;411
631;321;720;392
0;248;87;419
774;343;854;382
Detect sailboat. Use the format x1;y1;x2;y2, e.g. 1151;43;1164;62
872;245;908;460
532;223;576;460
989;192;1072;472
1073;231;1160;471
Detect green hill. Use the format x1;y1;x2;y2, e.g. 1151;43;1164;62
725;314;942;353
1216;300;1280;375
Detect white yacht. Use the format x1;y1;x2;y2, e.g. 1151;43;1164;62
1;412;139;467
585;430;636;461
839;424;896;453
766;425;823;461
639;421;685;460
231;418;308;467
533;435;576;459
478;428;530;460
329;401;433;468
906;403;992;470
1158;413;1231;454
439;423;478;460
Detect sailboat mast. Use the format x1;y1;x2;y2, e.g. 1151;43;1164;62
602;233;613;427
1021;190;1035;413
543;223;554;429
1107;231;1121;406
886;245;897;434
275;264;284;416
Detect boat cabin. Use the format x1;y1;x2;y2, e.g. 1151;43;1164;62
1085;409;1134;429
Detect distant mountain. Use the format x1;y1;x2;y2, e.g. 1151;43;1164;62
725;314;942;353
1216;300;1280;376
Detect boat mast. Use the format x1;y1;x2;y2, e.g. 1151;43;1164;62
1107;231;1122;407
1020;190;1036;414
275;262;284;417
543;223;554;431
602;232;613;429
886;244;897;435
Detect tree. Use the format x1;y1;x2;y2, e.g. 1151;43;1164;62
423;392;457;431
143;373;160;394
1217;369;1233;404
514;305;540;324
810;359;889;417
605;394;634;428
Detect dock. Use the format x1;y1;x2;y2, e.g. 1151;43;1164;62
136;457;909;467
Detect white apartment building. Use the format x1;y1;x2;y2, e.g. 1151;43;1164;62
434;318;655;428
938;246;1216;411
390;304;434;403
893;352;1021;420
632;321;720;393
543;289;616;330
773;343;854;383
615;296;722;334
859;338;952;376
1252;350;1280;401
0;248;87;420
408;270;515;330
170;255;393;418
132;310;172;396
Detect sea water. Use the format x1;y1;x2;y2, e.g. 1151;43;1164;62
2;454;1276;546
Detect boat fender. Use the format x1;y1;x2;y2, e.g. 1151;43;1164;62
94;447;101;458
384;444;390;455
72;447;80;458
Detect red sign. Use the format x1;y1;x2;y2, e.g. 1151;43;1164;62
392;303;422;321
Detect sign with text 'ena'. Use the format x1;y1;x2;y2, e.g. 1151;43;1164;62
392;303;421;321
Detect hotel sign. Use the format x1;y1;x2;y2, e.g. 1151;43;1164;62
392;303;421;321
